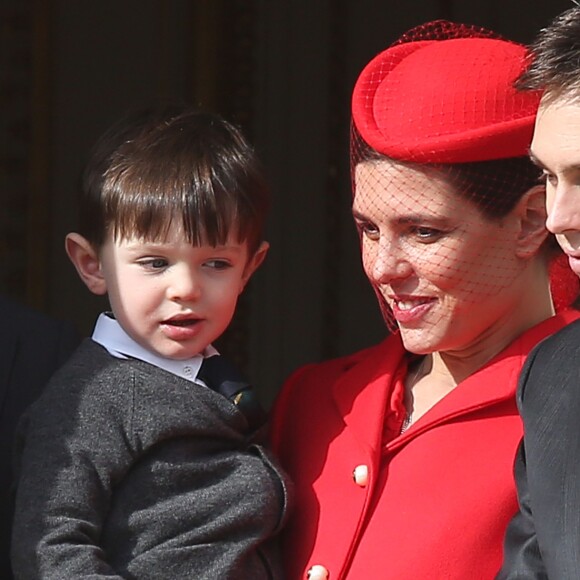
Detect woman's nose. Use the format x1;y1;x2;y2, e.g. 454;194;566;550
367;239;412;284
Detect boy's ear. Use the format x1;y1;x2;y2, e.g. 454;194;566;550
240;241;269;291
515;184;549;259
65;233;107;295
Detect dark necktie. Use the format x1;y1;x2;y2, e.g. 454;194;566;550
197;355;267;432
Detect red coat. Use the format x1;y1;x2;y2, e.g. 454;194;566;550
271;311;580;579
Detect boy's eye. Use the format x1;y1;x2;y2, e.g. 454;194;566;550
140;258;169;270
205;259;232;270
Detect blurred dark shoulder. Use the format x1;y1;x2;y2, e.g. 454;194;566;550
0;294;81;580
0;293;81;403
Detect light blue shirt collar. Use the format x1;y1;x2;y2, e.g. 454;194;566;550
91;313;218;384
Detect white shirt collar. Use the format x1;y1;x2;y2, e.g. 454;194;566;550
91;313;218;384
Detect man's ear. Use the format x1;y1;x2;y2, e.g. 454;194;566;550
240;241;269;292
65;233;107;295
515;185;550;259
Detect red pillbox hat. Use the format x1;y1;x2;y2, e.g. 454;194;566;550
352;22;541;163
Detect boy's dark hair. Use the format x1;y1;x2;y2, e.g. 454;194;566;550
81;104;270;255
516;6;580;104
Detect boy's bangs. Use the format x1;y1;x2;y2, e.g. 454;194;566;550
106;175;244;247
86;108;269;253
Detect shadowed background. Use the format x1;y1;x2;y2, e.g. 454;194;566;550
0;0;571;404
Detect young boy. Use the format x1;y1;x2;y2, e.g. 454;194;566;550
11;105;290;579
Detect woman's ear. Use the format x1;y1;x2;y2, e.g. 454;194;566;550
240;241;269;292
65;233;107;295
515;184;549;259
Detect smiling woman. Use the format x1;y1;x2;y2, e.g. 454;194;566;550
352;158;542;359
270;19;580;580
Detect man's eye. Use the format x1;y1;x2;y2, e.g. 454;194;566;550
540;170;557;187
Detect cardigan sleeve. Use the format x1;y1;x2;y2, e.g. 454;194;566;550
11;348;136;579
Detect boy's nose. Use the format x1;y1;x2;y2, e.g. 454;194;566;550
167;270;201;301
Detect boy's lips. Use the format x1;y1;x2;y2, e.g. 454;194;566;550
163;318;199;326
163;313;201;325
161;316;204;340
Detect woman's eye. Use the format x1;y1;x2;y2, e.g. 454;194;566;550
411;226;443;242
357;221;380;241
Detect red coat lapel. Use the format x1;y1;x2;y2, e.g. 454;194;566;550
332;336;405;456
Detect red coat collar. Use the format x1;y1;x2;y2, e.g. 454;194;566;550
332;310;580;455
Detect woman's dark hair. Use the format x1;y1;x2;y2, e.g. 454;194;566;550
352;134;559;257
442;156;540;219
351;128;540;219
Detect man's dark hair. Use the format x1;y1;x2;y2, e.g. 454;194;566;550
81;104;270;255
516;6;580;104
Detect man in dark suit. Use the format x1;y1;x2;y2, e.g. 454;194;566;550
498;6;580;579
0;294;79;579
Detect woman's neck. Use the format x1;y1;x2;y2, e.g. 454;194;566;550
405;262;554;425
438;261;554;384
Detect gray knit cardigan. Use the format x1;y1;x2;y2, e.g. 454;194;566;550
11;339;290;579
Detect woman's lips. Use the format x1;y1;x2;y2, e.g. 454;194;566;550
390;297;435;323
567;254;580;277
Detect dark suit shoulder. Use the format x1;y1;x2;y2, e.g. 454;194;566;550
0;296;80;580
0;295;76;336
530;317;580;360
518;317;580;412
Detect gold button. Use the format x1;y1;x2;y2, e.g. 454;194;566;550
307;564;329;579
352;464;369;487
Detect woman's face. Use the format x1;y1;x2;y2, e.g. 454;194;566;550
353;159;528;355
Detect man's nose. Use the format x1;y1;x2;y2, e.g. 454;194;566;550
546;184;580;235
